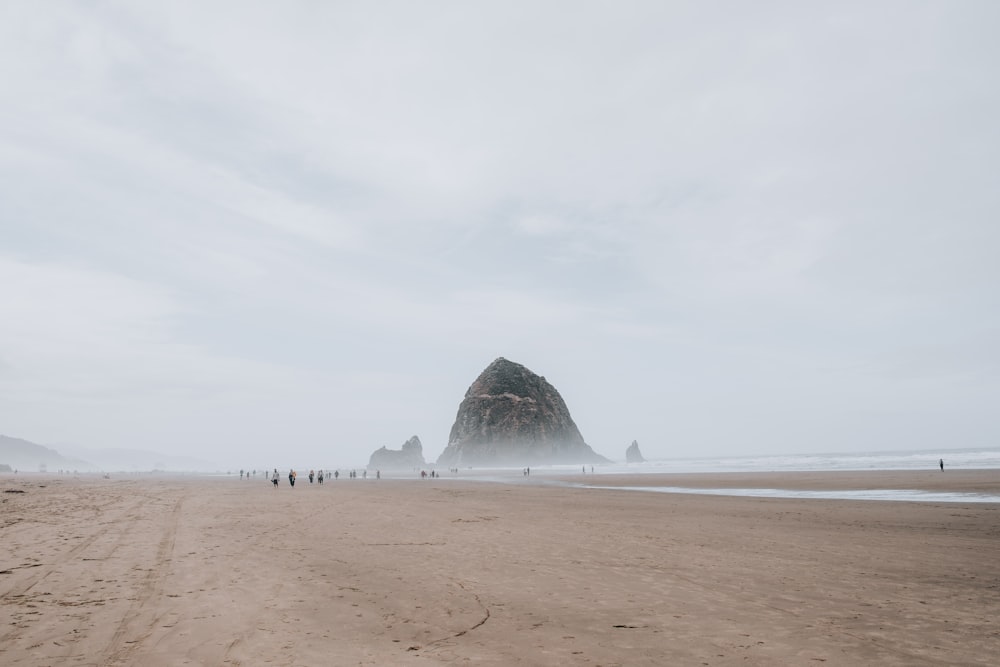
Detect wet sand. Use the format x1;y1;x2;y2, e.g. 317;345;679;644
1;471;998;665
578;469;1000;493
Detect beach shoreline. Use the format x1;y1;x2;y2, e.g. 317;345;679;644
559;468;1000;493
2;472;998;665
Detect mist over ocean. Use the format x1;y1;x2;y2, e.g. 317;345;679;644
545;447;1000;475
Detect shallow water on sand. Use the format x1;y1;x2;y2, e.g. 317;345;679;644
584;485;1000;503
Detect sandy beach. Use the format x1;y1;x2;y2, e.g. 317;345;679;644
2;471;998;666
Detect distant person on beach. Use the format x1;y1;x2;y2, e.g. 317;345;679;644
271;469;279;488
289;469;296;487
318;470;324;484
309;470;314;483
940;458;944;471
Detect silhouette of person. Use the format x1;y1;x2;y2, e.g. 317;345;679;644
940;458;944;471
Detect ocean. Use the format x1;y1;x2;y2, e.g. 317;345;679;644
529;447;1000;503
582;446;1000;475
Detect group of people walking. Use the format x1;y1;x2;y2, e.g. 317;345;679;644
263;468;381;487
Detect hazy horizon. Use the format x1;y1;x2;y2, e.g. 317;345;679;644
2;2;998;466
3;429;997;474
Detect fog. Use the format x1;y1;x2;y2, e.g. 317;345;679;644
2;2;998;469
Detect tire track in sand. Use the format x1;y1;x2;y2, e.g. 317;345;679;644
1;494;151;599
102;494;184;666
0;493;153;651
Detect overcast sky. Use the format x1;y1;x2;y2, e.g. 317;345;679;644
1;1;998;468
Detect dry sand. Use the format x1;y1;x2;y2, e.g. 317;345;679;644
1;470;998;666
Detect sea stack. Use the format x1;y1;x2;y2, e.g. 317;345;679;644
367;436;426;471
625;440;646;463
436;358;609;466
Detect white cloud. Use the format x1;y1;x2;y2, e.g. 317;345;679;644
513;214;572;237
1;2;999;462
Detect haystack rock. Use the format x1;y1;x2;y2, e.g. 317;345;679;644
625;440;645;463
436;358;609;466
368;436;425;471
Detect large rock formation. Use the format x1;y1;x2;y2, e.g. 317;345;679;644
368;436;426;471
436;358;608;466
625;440;646;463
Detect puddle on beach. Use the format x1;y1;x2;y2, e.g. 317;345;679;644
582;485;1000;503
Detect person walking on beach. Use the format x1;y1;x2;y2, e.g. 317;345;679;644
940;458;944;471
288;469;296;487
271;469;279;488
